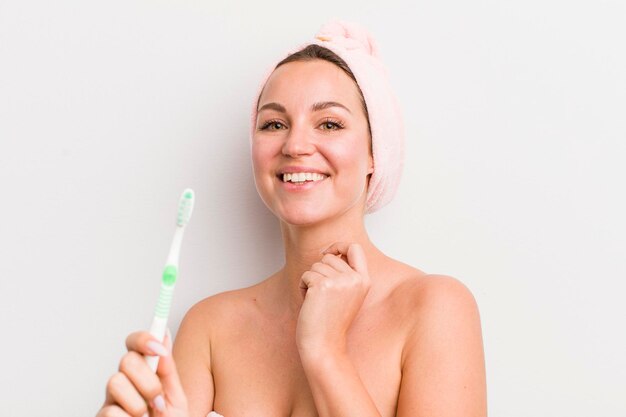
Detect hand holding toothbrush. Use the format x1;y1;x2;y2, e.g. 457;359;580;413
97;330;189;417
97;189;195;417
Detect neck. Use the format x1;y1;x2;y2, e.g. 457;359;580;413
273;204;384;319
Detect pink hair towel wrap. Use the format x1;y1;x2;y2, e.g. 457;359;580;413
249;19;405;213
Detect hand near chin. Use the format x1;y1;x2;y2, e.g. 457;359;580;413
296;242;371;360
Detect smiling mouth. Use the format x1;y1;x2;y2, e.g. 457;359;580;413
277;172;328;183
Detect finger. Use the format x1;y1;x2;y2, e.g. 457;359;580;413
322;243;350;263
118;351;164;410
310;261;338;277
320;253;352;273
300;270;323;291
126;331;169;357
324;243;368;275
157;332;187;405
104;372;149;417
322;241;351;257
96;404;131;417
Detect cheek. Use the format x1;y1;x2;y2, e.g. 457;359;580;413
250;141;277;207
324;136;371;174
251;139;276;174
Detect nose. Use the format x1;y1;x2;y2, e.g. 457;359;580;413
282;123;315;158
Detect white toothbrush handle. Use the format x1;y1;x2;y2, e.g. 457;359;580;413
144;274;176;372
143;188;194;373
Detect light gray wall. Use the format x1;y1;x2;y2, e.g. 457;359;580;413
1;0;624;415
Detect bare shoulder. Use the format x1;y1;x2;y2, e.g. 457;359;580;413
178;283;261;336
173;284;263;415
382;257;478;310
410;273;479;312
393;271;481;338
174;283;264;370
392;270;487;416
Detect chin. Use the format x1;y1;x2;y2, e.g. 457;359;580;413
274;203;332;226
275;196;366;227
254;178;368;226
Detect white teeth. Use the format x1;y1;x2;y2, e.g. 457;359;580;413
281;172;326;183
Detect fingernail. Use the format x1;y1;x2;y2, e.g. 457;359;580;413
142;413;149;417
147;340;169;357
153;394;166;412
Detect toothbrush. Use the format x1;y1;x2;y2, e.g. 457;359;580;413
144;188;195;372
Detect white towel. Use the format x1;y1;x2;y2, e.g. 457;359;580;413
207;412;224;417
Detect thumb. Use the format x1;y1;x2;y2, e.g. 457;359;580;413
164;328;173;351
156;328;187;407
346;243;368;276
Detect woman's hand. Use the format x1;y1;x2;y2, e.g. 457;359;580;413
296;242;371;360
97;330;189;417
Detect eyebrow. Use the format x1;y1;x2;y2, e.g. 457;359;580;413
257;101;352;114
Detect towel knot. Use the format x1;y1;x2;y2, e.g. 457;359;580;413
315;20;380;58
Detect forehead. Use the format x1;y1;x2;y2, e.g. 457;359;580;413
258;60;362;110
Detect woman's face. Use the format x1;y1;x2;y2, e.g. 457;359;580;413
252;59;373;225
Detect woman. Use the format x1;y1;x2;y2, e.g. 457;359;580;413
98;20;487;417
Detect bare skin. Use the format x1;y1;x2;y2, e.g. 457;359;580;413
174;243;486;417
98;59;486;417
177;257;480;417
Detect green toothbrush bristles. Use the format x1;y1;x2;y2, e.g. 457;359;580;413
176;188;195;227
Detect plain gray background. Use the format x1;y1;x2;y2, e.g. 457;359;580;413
1;0;624;415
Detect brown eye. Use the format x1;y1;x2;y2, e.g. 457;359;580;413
260;120;286;130
320;119;344;130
